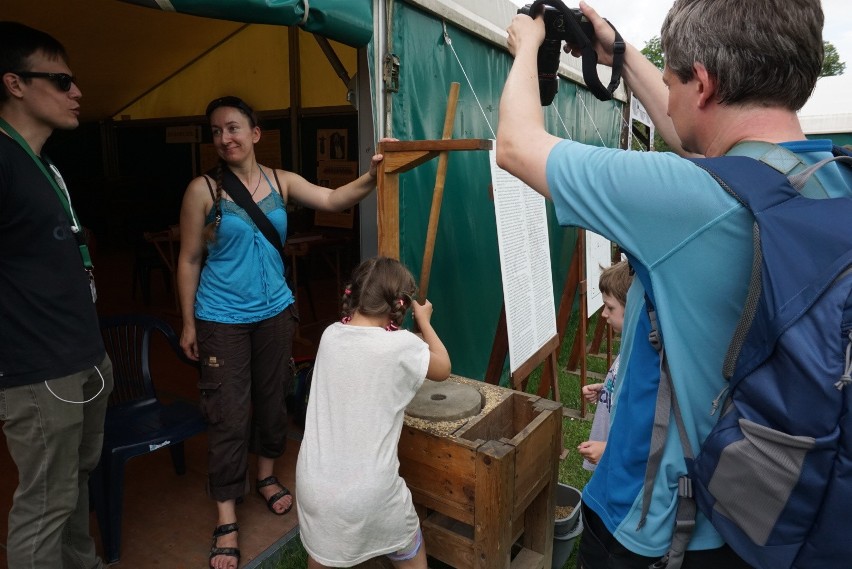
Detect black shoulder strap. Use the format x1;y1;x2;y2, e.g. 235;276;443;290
203;175;216;201
207;165;287;269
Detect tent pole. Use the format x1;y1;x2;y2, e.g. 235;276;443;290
288;27;303;174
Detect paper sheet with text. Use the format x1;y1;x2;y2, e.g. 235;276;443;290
489;144;557;374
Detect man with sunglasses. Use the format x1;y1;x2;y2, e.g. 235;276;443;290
0;21;113;569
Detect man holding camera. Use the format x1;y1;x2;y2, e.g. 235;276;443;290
497;1;851;568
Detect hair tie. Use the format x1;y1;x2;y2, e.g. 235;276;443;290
398;298;405;307
344;288;352;295
341;315;352;324
385;322;399;331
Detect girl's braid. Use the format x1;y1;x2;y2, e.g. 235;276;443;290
387;292;411;329
203;161;226;243
340;283;354;322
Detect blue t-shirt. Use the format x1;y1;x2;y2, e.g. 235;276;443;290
545;138;852;557
195;189;294;323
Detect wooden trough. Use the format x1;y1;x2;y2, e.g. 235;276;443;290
399;376;563;569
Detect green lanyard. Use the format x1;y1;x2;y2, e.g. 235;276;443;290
0;117;93;270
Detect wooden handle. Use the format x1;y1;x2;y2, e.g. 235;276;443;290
418;82;460;302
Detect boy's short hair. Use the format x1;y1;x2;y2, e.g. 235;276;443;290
599;260;632;307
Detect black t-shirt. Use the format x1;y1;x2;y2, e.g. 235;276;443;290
0;134;104;386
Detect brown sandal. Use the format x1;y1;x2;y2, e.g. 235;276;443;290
209;523;240;568
255;475;293;515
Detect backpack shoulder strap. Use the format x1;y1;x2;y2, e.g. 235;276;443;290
689;150;852;379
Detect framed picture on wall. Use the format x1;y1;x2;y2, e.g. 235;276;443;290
317;128;348;161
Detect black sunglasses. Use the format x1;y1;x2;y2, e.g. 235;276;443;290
14;71;75;92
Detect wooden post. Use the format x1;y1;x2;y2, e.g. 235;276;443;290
588;312;608;355
577;231;588;418
419;82;460;301
474;440;514;569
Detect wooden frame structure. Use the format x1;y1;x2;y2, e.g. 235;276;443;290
374;85;562;569
376;137;491;259
561;229;615;418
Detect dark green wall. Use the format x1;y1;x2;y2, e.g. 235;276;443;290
384;3;623;381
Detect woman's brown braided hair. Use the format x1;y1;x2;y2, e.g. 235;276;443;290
341;257;416;329
201;96;259;244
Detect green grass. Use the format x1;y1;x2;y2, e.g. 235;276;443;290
269;311;613;569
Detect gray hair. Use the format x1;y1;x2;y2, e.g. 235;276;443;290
661;0;823;110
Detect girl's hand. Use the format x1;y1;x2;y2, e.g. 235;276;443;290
412;298;434;325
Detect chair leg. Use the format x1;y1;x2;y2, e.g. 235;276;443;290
106;458;127;563
169;441;187;475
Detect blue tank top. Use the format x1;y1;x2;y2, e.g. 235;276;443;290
195;176;294;323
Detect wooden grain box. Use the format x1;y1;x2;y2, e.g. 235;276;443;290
398;377;563;569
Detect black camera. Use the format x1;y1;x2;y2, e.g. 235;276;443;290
518;0;623;105
518;3;595;106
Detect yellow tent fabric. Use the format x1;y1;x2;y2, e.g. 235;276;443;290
117;27;356;120
4;0;357;121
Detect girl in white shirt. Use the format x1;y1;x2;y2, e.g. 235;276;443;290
296;256;451;569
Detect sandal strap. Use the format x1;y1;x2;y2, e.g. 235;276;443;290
212;523;239;538
209;546;241;560
266;488;291;509
256;475;280;489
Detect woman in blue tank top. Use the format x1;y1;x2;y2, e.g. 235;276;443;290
177;96;388;569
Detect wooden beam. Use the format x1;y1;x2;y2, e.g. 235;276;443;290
380;139;492;173
420;82;460;301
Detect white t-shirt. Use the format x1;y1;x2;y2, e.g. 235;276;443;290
296;322;430;567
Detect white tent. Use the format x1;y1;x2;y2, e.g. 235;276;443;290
798;74;852;141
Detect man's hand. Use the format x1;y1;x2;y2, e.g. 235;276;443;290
507;12;546;58
564;1;617;66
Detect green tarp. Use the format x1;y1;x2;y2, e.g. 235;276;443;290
117;0;373;47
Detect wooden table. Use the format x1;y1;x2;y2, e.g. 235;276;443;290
284;230;353;321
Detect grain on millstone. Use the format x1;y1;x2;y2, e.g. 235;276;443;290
403;375;508;437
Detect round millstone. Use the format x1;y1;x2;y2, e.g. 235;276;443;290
405;379;484;421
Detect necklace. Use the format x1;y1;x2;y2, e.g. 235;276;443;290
242;163;261;197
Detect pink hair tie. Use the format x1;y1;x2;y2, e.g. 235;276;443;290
341;315;352;324
344;288;352;295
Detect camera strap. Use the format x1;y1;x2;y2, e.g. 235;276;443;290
530;0;625;101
